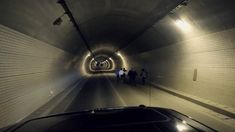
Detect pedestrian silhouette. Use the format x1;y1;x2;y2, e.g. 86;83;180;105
132;70;138;86
128;69;133;84
115;68;120;83
140;68;147;85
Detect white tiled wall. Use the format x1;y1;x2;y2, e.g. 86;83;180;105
0;24;79;128
130;28;235;109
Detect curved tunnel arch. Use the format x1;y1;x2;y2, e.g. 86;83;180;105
80;49;129;75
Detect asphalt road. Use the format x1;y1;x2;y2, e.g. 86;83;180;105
49;74;235;131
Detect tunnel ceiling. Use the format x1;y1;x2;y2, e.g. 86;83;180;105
67;0;185;53
0;0;185;56
0;0;88;55
122;0;235;55
0;0;234;58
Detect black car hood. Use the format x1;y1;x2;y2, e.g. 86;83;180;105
4;106;216;132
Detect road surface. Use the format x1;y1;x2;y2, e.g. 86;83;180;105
48;74;235;131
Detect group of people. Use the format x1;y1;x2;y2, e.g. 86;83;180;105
115;68;148;85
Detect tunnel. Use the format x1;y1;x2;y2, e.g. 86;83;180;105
0;0;235;131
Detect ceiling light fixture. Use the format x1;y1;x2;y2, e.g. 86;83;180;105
169;12;191;32
175;19;191;31
116;52;121;56
55;0;95;58
53;13;66;26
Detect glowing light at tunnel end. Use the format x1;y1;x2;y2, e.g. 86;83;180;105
82;51;129;75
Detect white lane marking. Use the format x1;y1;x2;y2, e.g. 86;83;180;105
106;77;127;106
59;78;88;112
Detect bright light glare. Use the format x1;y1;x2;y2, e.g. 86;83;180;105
50;90;54;95
176;124;187;131
81;53;92;75
175;19;191;31
115;52;128;69
116;52;121;56
87;53;91;57
109;57;115;70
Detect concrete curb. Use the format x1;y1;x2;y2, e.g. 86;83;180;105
151;83;235;119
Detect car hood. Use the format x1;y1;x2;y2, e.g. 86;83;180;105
4;105;216;132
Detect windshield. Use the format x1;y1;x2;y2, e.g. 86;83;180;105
0;0;235;132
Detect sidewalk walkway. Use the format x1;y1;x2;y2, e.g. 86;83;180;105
151;82;235;119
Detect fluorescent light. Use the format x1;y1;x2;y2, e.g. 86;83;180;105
50;90;54;95
85;53;91;58
81;53;92;75
175;19;191;31
116;52;121;56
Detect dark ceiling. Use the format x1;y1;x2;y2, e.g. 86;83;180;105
0;0;184;56
67;0;184;52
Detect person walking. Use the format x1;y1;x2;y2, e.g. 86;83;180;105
133;70;138;86
140;68;147;85
115;68;120;82
128;69;133;84
119;68;124;83
122;68;127;83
